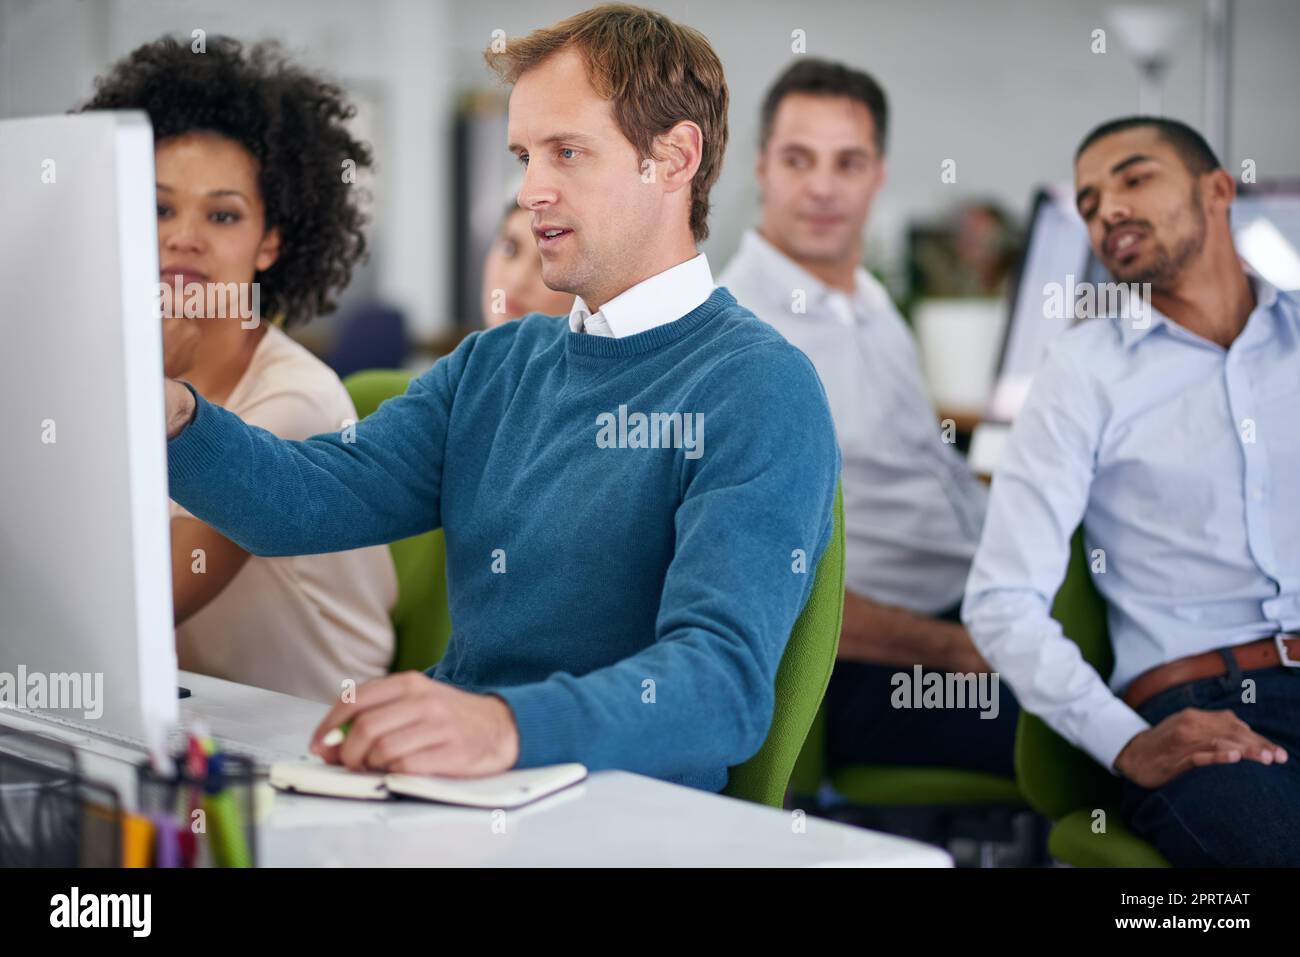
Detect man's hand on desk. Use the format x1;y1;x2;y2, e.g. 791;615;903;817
309;671;520;776
1114;707;1288;789
165;377;197;439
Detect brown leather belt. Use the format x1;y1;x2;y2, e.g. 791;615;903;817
1123;633;1300;712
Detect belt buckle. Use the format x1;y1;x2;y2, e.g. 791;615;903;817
1276;633;1300;668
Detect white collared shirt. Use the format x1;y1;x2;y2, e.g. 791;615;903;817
569;253;715;337
720;228;988;615
964;275;1300;771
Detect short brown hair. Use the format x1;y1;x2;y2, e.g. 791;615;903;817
760;59;888;156
484;3;728;243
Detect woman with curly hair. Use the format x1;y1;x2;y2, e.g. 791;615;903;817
77;35;396;703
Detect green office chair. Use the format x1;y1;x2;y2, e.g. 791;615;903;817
1015;528;1168;867
786;532;1027;862
790;704;1026;806
343;369;453;672
725;485;845;808
789;636;1025;807
788;707;1027;870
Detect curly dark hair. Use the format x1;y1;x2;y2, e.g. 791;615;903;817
76;35;374;327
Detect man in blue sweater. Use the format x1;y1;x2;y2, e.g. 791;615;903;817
162;4;839;792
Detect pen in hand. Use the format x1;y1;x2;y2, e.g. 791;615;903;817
321;720;352;748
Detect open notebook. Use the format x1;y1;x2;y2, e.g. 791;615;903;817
269;761;588;809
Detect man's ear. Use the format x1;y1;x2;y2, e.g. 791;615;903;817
255;226;282;272
656;120;703;196
1205;167;1237;216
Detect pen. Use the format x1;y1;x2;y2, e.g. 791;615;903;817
179;734;207;867
321;720;353;748
203;752;252;868
151;813;181;868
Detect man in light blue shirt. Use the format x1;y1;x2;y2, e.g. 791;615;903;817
722;59;1017;783
964;116;1299;866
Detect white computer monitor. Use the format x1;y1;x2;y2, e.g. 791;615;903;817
0;112;178;747
1233;183;1300;292
984;185;1098;424
986;180;1300;426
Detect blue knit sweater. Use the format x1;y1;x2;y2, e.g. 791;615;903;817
168;287;840;791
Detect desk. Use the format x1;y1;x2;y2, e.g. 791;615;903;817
3;672;952;868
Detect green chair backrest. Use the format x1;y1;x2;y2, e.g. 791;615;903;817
1015;526;1121;820
725;485;845;807
342;369;453;673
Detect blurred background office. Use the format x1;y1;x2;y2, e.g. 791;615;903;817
3;0;1298;425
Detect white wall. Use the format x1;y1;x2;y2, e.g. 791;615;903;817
0;0;454;339
4;0;1298;335
451;0;1300;284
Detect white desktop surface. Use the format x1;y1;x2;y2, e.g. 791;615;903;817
2;671;952;868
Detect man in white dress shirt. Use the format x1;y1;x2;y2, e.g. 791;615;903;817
964;117;1298;865
721;59;1019;781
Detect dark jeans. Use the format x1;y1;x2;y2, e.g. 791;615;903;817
1120;658;1300;867
825;603;1021;778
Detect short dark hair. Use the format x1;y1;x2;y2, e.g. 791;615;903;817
1075;116;1220;176
78;35;374;328
759;58;888;156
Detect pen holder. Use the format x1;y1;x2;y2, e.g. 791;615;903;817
0;727;122;867
136;751;259;868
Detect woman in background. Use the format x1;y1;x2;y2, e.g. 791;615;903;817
480;202;574;327
79;36;396;703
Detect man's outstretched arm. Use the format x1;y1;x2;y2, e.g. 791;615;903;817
962;343;1148;773
163;335;476;557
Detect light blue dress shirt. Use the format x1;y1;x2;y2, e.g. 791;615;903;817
963;274;1300;771
721;228;988;615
